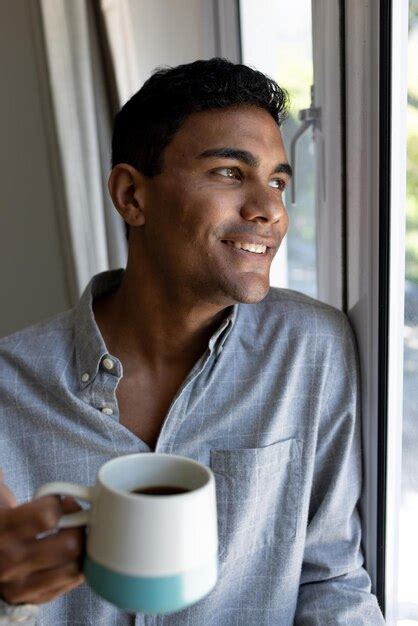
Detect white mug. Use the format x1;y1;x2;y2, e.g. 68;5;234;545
34;453;219;615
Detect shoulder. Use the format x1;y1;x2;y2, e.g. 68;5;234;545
240;287;351;338
0;309;76;371
234;287;357;368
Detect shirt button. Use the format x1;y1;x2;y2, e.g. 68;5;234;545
102;357;114;371
101;407;113;415
81;373;90;382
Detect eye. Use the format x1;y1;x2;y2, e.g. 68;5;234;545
269;178;287;191
215;167;241;179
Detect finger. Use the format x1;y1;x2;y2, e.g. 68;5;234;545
33;575;85;606
1;561;85;605
0;524;85;583
60;496;82;514
0;471;17;508
0;495;67;546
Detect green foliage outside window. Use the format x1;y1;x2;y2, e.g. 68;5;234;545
406;3;418;283
406;132;418;283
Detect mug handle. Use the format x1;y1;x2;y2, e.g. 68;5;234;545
34;482;94;528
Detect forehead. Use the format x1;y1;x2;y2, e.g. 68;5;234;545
165;105;286;161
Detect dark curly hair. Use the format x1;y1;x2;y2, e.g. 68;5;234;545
111;57;290;241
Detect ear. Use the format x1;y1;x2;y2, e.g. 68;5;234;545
107;164;147;227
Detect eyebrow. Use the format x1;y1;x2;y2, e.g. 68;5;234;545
197;147;293;178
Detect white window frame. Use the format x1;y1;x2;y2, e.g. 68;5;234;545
386;1;408;623
212;0;241;62
344;3;409;621
311;0;344;310
344;0;382;600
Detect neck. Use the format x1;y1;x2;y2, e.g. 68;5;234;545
93;259;231;376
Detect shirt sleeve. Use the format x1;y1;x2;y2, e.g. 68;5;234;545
294;315;385;624
0;596;39;624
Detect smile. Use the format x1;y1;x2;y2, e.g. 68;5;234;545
223;241;267;254
221;241;271;262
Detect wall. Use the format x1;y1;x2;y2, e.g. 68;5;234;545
127;0;216;93
0;0;72;337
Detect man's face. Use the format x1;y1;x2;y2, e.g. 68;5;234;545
138;105;291;306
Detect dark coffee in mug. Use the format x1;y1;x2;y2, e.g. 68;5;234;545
130;485;191;496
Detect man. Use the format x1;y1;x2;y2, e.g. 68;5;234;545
0;58;384;624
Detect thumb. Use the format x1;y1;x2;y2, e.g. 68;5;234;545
0;469;18;508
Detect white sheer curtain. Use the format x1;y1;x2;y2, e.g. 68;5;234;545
39;0;128;299
100;0;142;105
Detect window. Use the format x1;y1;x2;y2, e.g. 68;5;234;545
396;2;418;622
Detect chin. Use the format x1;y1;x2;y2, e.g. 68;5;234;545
228;280;270;304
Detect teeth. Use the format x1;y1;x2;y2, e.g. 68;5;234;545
226;241;267;254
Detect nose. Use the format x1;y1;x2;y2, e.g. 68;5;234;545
239;186;286;224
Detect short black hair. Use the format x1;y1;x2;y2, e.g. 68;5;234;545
111;57;290;241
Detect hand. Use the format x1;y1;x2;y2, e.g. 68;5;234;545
0;472;86;605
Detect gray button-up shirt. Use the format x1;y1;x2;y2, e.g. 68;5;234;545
0;268;385;624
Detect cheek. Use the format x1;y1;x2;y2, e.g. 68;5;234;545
150;176;240;245
181;189;237;237
283;212;290;232
280;202;290;231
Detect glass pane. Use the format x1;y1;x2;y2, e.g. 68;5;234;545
239;0;316;297
398;2;418;623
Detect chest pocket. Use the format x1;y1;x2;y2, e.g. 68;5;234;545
210;438;302;562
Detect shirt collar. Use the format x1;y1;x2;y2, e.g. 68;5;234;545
208;304;238;356
74;269;239;389
75;268;125;390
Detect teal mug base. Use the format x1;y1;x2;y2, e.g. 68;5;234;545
84;553;219;615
